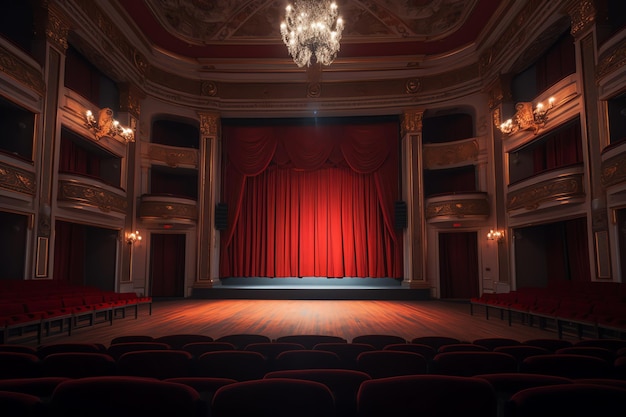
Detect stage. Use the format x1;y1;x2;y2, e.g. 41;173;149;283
192;278;432;301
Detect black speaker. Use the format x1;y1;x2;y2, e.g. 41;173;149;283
394;201;408;229
215;203;228;230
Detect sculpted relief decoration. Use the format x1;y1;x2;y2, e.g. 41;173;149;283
145;0;478;44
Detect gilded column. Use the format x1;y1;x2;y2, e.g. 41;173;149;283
486;75;513;284
196;112;221;286
119;83;142;283
33;3;70;278
401;109;426;288
568;0;611;279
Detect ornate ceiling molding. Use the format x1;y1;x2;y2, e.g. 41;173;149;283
144;0;480;44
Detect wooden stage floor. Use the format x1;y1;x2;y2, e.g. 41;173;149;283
28;299;578;347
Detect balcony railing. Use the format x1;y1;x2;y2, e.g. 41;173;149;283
422;138;479;170
57;173;127;217
0;155;36;200
138;194;198;225
601;139;626;192
506;164;585;215
425;192;489;223
147;143;199;168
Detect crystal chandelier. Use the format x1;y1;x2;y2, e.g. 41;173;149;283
280;1;344;67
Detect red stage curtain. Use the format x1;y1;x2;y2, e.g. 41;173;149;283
220;121;402;278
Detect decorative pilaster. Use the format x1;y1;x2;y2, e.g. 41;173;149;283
33;3;71;278
571;1;612;279
196;112;221;287
401;109;426;288
484;75;513;284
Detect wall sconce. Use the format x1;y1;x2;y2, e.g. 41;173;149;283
497;97;555;135
487;229;505;242
85;108;135;142
126;230;142;245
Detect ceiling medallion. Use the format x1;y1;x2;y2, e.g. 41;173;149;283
280;1;344;67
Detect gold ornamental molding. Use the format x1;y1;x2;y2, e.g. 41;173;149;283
507;173;585;211
567;0;597;38
58;180;127;214
44;7;70;51
596;38;626;81
138;200;198;221
485;74;513;110
0;162;36;195
402;109;424;135
0;45;45;96
426;197;489;220
601;152;626;188
479;0;541;76
148;144;198;168
119;84;142;119
74;0;150;81
423;139;479;170
199;112;220;137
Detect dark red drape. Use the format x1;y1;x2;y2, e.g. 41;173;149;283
438;232;479;299
545;218;591;283
532;121;583;174
53;221;85;285
220;121;402;278
150;234;186;297
565;218;591;282
59;137;100;177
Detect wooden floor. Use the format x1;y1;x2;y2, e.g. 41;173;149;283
25;298;579;347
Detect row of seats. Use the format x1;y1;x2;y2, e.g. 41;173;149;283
1;335;626;380
470;281;626;338
1;334;626;416
2;372;626;416
0;281;152;344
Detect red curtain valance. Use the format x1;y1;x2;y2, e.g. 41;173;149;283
224;123;391;173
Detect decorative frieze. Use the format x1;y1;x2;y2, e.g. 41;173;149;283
138;199;197;221
45;7;70;51
148;144;198;168
425;197;489;220
507;173;585;211
423;139;479;170
58;180;127;214
0;45;45;96
601;152;626;188
0;162;36;195
597;39;626;81
568;0;597;38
